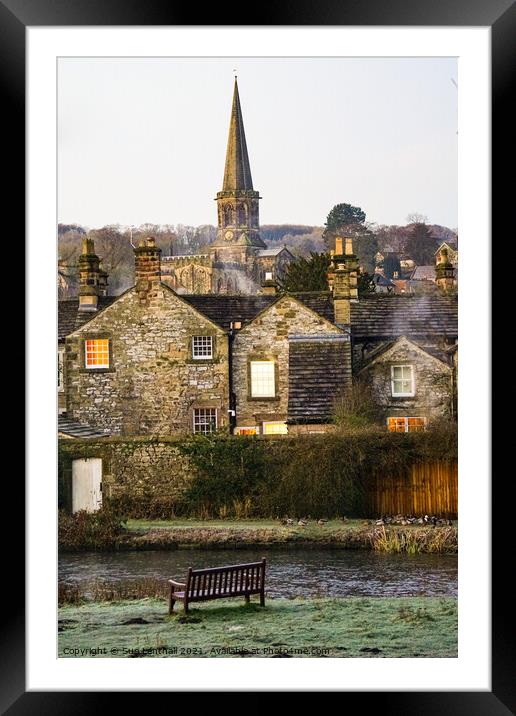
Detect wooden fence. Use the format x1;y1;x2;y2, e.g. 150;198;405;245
366;461;458;518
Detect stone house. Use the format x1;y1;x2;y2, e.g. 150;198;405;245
62;237;230;437
58;234;457;439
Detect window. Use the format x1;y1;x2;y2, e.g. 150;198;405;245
234;426;257;436
193;408;217;435
58;349;64;391
262;421;288;435
192;336;213;360
391;365;415;397
388;417;427;433
250;361;276;398
85;339;110;369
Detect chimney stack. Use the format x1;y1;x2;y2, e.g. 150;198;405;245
435;247;455;292
330;236;358;325
134;236;162;304
261;271;277;296
78;237;107;312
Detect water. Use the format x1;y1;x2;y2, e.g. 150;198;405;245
59;549;457;598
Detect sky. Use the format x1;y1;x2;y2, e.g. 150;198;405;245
58;57;457;230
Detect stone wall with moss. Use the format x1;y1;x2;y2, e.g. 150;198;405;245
58;437;193;514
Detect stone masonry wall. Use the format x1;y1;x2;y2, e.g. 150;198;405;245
58;437;193;511
360;338;452;420
65;287;229;435
232;295;343;428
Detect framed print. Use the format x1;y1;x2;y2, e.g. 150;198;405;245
5;0;512;709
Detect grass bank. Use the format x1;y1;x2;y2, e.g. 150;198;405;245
59;517;458;553
121;519;458;553
58;596;457;658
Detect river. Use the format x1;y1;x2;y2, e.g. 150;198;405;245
59;548;457;598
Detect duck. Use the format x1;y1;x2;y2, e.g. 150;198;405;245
297;519;308;527
317;519;327;526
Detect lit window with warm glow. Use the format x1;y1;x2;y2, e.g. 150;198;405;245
391;365;415;396
235;426;257;436
85;339;110;369
388;417;426;433
250;361;276;398
262;421;288;435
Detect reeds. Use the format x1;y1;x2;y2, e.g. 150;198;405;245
369;525;457;554
59;577;168;605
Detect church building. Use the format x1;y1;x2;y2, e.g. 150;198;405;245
160;78;294;294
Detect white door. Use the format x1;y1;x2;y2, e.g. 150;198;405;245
72;458;102;513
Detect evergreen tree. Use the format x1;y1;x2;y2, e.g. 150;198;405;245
403;223;439;265
322;203;378;272
280;252;331;292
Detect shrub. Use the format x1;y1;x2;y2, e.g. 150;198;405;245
332;377;385;430
58;507;127;552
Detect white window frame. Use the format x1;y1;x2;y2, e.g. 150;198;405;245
192;335;213;360
58;348;65;392
262;421;288;435
250;360;276;398
390;364;415;397
387;416;427;433
84;338;110;370
192;407;218;435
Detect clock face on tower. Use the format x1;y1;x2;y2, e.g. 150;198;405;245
224;230;234;241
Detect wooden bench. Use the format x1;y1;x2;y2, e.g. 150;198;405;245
168;558;266;614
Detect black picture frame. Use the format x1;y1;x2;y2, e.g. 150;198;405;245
7;0;512;709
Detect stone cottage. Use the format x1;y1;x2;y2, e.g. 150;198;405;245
58;233;457;438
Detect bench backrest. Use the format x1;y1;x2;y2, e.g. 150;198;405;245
186;559;266;598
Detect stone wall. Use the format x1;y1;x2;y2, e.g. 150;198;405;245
359;337;452;420
65;287;229;435
58;437;193;512
232;295;344;429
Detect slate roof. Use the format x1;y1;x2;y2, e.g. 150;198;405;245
58;415;110;439
410;265;436;281
357;337;453;371
256;247;289;257
349;294;457;340
58;290;457;341
183;295;276;331
58;296;118;341
287;338;349;424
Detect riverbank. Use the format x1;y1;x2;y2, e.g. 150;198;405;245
59;517;458;554
58;596;457;658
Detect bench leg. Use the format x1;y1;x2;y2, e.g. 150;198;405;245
168;587;176;614
260;592;265;607
245;594;250;605
184;601;189;614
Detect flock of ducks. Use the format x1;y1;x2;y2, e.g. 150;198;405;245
279;515;454;528
280;517;349;528
373;514;454;527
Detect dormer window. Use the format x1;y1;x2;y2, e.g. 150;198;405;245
192;336;213;360
391;365;415;397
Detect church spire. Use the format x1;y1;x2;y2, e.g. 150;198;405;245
222;78;254;191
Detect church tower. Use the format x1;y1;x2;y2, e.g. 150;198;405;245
212;78;266;264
